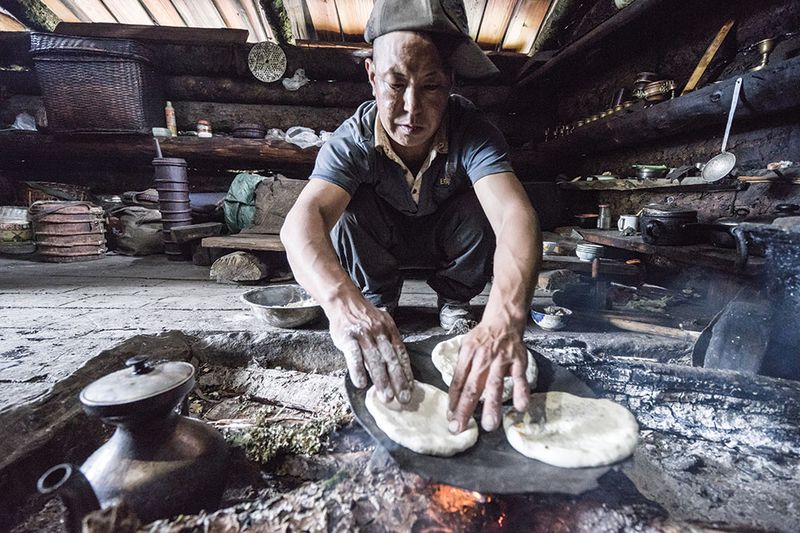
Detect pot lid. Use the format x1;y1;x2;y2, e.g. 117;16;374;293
643;202;697;216
80;356;194;414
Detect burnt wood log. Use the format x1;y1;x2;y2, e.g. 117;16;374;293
210;251;270;283
172;101;355;132
560;357;800;458
0;131;319;171
521;57;800;166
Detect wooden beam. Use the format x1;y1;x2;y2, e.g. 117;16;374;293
202;234;285;251
0;131;319;170
520;58;800;164
172;100;354;132
516;0;667;86
54;21;248;44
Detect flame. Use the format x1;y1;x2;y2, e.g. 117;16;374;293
430;484;486;514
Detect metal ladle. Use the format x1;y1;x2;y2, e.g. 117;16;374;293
702;77;743;182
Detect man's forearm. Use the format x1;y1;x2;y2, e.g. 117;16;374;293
281;207;364;313
482;206;542;334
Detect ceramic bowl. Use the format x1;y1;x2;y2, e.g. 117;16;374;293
542;241;558;255
241;284;322;328
531;305;573;331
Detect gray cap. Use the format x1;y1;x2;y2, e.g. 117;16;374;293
364;0;500;79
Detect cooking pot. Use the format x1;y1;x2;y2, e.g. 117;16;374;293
37;356;228;531
698;204;800;252
640;202;699;245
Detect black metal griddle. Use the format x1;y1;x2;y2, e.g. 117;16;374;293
345;336;615;495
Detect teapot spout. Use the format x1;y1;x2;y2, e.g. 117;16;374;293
38;463;101;533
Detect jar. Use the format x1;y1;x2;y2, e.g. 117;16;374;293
197;119;212;138
597;204;612;229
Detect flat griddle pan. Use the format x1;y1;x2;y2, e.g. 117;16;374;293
346;335;614;495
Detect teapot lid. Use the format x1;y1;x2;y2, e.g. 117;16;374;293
80;356;195;417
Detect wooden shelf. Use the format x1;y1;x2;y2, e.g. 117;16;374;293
519;56;800;167
202;234;284;252
579;229;764;274
0;131;318;170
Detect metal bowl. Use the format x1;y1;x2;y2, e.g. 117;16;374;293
531;305;573;331
241;285;323;328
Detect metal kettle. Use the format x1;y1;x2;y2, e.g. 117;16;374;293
37;356;228;531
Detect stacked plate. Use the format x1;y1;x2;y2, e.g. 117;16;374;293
575;242;605;262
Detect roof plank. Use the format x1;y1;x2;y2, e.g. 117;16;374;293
477;0;518;49
463;0;487;40
502;0;550;53
335;0;372;41
100;0;154;25
63;0;116;22
140;0;186;26
282;0;316;41
40;0;81;22
306;0;341;41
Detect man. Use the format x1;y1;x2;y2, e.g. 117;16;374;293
281;0;541;433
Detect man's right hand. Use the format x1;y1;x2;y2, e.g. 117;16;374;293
328;299;414;404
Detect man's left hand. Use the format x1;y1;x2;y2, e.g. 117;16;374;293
446;324;530;432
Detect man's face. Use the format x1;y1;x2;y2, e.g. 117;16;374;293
366;32;451;151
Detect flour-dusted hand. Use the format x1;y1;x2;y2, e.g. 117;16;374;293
329;300;414;403
447;325;529;432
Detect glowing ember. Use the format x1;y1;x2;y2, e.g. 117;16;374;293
430;484;487;514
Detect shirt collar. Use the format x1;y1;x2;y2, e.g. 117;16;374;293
374;115;449;160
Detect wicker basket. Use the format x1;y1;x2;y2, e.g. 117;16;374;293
29;33;164;134
22;181;91;205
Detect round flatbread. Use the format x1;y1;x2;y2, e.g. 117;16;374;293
365;381;478;457
503;391;639;468
431;334;538;401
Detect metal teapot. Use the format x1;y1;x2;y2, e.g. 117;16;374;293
37;356;227;531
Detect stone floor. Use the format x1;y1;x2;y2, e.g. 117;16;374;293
0;253;693;412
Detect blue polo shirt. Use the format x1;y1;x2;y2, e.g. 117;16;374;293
309;95;513;217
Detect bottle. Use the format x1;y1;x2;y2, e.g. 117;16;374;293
597;204;612;229
165;101;177;137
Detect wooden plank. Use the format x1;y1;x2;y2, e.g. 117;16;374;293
463;0;487;41
172;100;354;132
171;0;226;27
476;0;518;49
99;0;153;25
170;222;224;243
681;18;735;95
335;0;372;41
251;0;275;41
502;0;550;54
520;57;800;165
0;131;319;170
139;0;185;26
40;0;81;22
306;0;341;41
0;11;28;32
54;21;248;43
578;229;764;274
62;0;116;22
282;0;316;40
202;234;286;251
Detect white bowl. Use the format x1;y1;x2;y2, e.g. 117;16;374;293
531;305;573;331
576;250;600;262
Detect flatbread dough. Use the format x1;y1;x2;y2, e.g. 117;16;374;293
503;391;639;468
431;334;538;402
365;381;478;457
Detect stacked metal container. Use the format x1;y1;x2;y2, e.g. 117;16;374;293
29;201;106;262
153;157;191;261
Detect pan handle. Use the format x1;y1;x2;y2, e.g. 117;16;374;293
644;220;664;239
731;226;750;271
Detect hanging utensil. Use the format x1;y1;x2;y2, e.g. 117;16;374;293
248;41;287;83
702;77;743;183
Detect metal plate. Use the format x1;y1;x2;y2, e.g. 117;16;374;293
248;42;287;83
346;336;614;495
